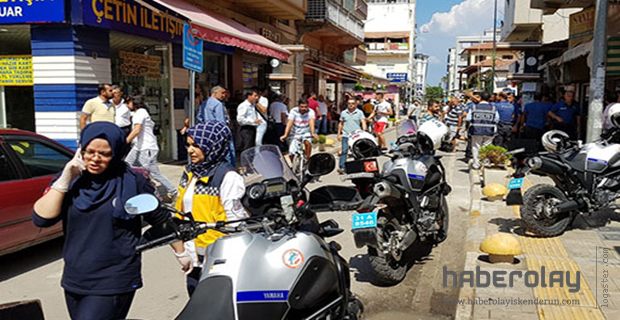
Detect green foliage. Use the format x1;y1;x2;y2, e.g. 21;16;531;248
479;144;512;166
354;83;365;92
318;134;327;144
425;85;444;102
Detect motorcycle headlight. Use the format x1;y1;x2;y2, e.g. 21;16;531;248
248;184;266;200
526;157;543;170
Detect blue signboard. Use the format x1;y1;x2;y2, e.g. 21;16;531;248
0;0;65;24
183;23;203;73
81;0;185;42
386;72;408;83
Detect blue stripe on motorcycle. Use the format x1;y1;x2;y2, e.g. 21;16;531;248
237;291;289;302
407;173;426;181
587;158;608;165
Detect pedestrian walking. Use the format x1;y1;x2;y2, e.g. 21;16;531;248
465;91;499;169
368;93;393;150
549;90;581;139
236;89;261;153
337;98;367;173
112;86;131;137
179;121;248;296
493;92;517;148
255;88;269;146
80;83;115;129
269;95;289;152
318;95;329;134
33;122;190;320
195;85;235;166
444;97;465;152
125;98;177;202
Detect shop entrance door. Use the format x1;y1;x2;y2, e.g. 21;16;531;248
111;33;173;160
0;86;34;131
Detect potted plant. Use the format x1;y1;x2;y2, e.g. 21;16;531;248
478;144;512;169
317;134;327;151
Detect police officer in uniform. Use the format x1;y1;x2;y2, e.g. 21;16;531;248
464;91;500;170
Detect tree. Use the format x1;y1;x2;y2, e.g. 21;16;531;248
425;85;444;102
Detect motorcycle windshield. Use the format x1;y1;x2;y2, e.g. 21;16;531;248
398;119;418;136
239;145;297;184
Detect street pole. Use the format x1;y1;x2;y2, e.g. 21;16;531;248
491;0;497;93
189;71;196;127
586;0;608;142
407;0;416;104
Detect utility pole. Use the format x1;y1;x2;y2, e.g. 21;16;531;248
491;0;497;93
407;0;416;104
586;0;608;142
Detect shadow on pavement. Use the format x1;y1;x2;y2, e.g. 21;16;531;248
349;242;433;287
571;209;620;230
0;237;63;282
488;217;528;236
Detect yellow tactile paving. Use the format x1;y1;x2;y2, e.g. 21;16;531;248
506;178;605;320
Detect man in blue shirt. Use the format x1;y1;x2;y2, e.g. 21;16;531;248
549;90;581;139
519;93;551;142
493;92;517;148
197;86;228;123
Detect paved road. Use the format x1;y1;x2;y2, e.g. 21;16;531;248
0;129;470;319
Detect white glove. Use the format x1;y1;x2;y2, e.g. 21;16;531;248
52;148;85;192
174;249;194;275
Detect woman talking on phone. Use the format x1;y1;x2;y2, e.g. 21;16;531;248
32;122;192;320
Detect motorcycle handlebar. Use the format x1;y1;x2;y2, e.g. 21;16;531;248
136;232;179;252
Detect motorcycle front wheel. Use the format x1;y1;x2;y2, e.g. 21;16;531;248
521;184;574;237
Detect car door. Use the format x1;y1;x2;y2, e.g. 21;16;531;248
0;140;40;255
2;136;72;250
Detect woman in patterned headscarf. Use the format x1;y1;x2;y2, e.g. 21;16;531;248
175;120;249;296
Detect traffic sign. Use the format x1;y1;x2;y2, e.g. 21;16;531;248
183;23;203;73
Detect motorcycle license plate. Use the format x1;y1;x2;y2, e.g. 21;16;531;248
352;212;377;230
508;178;524;190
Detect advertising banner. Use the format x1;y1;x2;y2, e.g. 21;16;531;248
0;55;33;86
0;0;65;24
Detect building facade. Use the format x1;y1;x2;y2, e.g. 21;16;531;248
446;29;500;93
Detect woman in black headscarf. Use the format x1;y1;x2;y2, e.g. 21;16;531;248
33;122;192;320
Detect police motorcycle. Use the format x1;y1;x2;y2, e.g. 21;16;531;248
341;130;383;199
125;145;364;320
350;119;452;286
506;120;620;237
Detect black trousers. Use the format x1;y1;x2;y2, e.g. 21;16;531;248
493;123;513;149
64;291;135;320
238;125;257;152
186;254;205;296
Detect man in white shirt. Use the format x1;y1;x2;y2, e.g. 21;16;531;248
112;85;131;136
255;88;269;146
269;95;289;151
368;92;393;149
236;89;261;153
280;99;319;160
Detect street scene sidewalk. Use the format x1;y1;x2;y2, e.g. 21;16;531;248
456;155;620;320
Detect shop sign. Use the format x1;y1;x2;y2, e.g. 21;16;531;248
0;0;65;24
386;72;407;83
119;51;161;79
569;4;620;48
82;0;185;42
183;23;203;73
0;55;32;86
260;28;281;43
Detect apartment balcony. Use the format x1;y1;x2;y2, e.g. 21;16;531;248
501;0;543;42
530;0;594;14
366;42;409;55
232;0;306;20
304;0;365;46
344;45;367;65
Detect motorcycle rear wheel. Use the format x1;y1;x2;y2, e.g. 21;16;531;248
521;184;573;237
367;247;407;286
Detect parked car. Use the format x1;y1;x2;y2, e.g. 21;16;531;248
0;129;74;256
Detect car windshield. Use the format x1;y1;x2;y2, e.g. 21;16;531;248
239;145;297;185
398;119;417;136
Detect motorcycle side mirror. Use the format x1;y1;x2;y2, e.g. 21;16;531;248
125;194;159;215
307;153;336;177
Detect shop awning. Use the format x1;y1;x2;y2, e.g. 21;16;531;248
152;0;290;60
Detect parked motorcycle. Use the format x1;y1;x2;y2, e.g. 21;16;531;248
126;145;363;320
506;130;620;237
351;119;451;286
341;130;382;198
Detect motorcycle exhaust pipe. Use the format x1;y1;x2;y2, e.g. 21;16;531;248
552;199;581;214
398;230;417;252
374;181;402;199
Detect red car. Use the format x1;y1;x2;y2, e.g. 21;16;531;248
0;129;74;256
